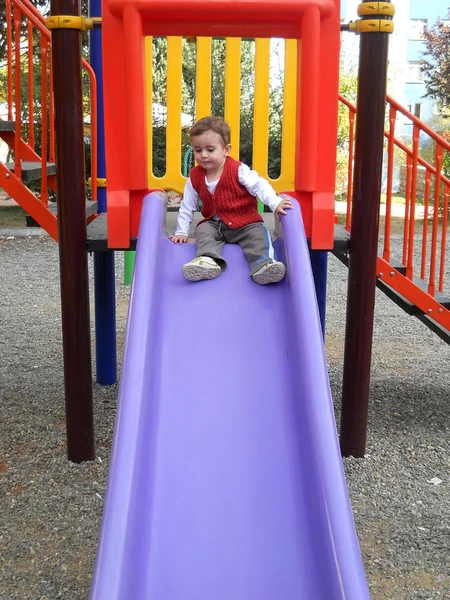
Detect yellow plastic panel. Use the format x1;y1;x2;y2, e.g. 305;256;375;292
278;39;297;191
165;37;185;192
146;37;186;193
196;37;212;119
252;38;270;180
225;38;241;157
144;37;154;181
145;35;297;194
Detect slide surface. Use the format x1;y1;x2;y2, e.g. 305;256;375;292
90;194;370;599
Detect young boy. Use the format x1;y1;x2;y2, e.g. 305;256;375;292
169;116;292;284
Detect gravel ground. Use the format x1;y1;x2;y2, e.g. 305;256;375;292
0;227;449;599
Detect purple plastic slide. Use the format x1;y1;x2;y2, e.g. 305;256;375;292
89;193;370;599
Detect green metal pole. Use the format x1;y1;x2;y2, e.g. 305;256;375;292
124;250;136;286
182;146;192;177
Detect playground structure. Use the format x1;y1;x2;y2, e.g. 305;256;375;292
339;93;450;338
2;0;450;596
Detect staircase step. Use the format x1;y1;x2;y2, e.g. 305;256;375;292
412;277;450;308
0;120;15;132
26;200;98;227
390;259;406;276
334;252;450;312
333;224;350;253
390;259;450;308
86;213;137;251
6;161;56;182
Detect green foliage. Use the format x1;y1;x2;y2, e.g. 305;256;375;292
336;64;358;197
0;0;46;64
337;65;358;146
152;37;168;106
422;12;450;112
440;130;450;179
0;0;90;63
0;0;92;197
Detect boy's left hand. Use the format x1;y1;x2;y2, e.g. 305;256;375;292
275;198;293;220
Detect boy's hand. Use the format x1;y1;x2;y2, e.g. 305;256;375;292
169;234;188;244
275;198;293;221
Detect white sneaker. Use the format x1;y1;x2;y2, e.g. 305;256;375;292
182;256;221;281
252;261;286;285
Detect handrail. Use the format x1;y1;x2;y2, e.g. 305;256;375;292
387;94;450;151
338;93;450;330
4;0;98;202
339;95;450;188
13;3;22;179
6;0;13;120
40;35;48;205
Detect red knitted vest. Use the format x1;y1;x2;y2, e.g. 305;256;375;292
189;157;263;229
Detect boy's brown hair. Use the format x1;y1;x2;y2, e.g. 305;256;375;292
189;116;231;146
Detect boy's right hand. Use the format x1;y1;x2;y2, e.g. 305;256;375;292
169;234;188;244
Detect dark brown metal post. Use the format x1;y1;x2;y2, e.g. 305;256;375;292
50;0;95;461
340;2;392;457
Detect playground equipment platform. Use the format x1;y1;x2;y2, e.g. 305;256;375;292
85;212;351;253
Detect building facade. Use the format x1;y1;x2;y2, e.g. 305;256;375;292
340;0;450;124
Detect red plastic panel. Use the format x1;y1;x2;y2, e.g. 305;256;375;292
102;0;340;249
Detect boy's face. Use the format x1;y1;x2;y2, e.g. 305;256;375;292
191;130;231;173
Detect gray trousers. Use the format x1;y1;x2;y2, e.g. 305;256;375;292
195;219;277;275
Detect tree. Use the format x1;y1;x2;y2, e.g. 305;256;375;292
422;12;450;111
335;63;358;197
0;0;90;65
0;0;44;63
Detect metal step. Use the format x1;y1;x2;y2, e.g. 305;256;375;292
26;201;98;227
6;161;56;182
86;213;137;251
0;120;15;132
390;259;450;308
411;276;450;309
333;251;450;344
333;224;350;254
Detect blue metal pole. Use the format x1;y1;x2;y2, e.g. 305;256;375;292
309;250;327;337
91;0;117;384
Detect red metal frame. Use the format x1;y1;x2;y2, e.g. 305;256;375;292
13;3;22;180
0;161;58;238
102;0;340;249
27;21;35;150
40;35;49;207
6;0;13;120
1;0;98;239
339;93;450;331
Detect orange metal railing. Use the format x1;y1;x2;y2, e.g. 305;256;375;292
4;0;97;203
339;94;450;330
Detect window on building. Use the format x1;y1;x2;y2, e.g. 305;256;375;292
440;19;450;29
408;19;428;40
407;103;422;119
407;61;424;82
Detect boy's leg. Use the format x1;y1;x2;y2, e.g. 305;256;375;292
182;220;226;282
224;222;275;273
224;222;286;284
194;220;227;270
